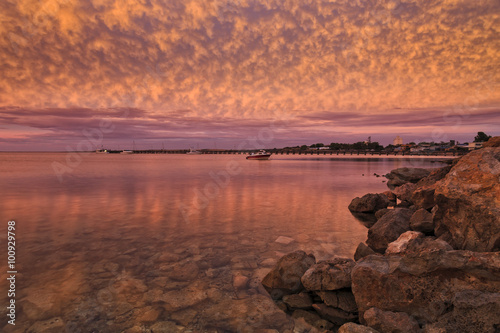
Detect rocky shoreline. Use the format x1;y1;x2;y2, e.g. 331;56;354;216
261;137;500;332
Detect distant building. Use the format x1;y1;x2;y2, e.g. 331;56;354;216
393;136;403;146
468;142;483;150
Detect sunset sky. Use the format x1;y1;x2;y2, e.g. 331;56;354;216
1;0;499;150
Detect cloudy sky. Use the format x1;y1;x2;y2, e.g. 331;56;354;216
1;0;499;150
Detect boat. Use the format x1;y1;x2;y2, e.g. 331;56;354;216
186;148;202;155
120;150;134;154
95;149;109;154
246;150;272;160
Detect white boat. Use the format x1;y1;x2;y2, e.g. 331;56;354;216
246;150;272;160
186;148;202;155
95;149;109;154
120;150;134;154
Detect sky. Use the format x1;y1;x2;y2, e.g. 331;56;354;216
0;0;499;150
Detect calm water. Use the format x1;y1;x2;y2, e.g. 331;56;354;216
0;153;444;332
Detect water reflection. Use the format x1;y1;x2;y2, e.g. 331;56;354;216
0;153;444;331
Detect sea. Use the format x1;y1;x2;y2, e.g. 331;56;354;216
0;153;447;332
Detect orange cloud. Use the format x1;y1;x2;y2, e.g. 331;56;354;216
0;0;498;122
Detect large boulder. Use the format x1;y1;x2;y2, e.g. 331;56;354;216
482;136;500;148
348;193;390;213
366;209;413;253
384;168;431;189
301;258;355;291
351;250;500;325
433;147;500;251
262;251;316;299
423;290;500;333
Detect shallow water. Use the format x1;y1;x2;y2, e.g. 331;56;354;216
0;153;445;332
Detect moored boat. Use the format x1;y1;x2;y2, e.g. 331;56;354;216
186;148;202;155
246;150;271;160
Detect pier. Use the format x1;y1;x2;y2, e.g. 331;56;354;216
104;149;467;157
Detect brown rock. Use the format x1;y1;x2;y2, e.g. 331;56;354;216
354;243;376;261
403;236;453;254
348;193;390;213
423;290;500;333
433;147;500;251
291;309;322;326
385;231;424;254
383;191;397;202
363;307;420;333
385;167;431;189
202;294;293;332
301;258;355;291
169;261;199;281
416;165;452;187
374;208;390;220
351;250;500;323
366;208;413;253
338;322;380;333
162;282;208;311
149;321;181;332
317;290;358;313
233;274;249;290
135;306;161;322
262;250;316;298
312;303;358;326
411;186;436;210
283;292;313;309
392;183;417;203
27;317;65;333
410;208;434;234
482;136;500;147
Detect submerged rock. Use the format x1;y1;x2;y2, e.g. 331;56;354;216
202;294;293;332
27;317;65;333
338;322;380;333
282;292;313;309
